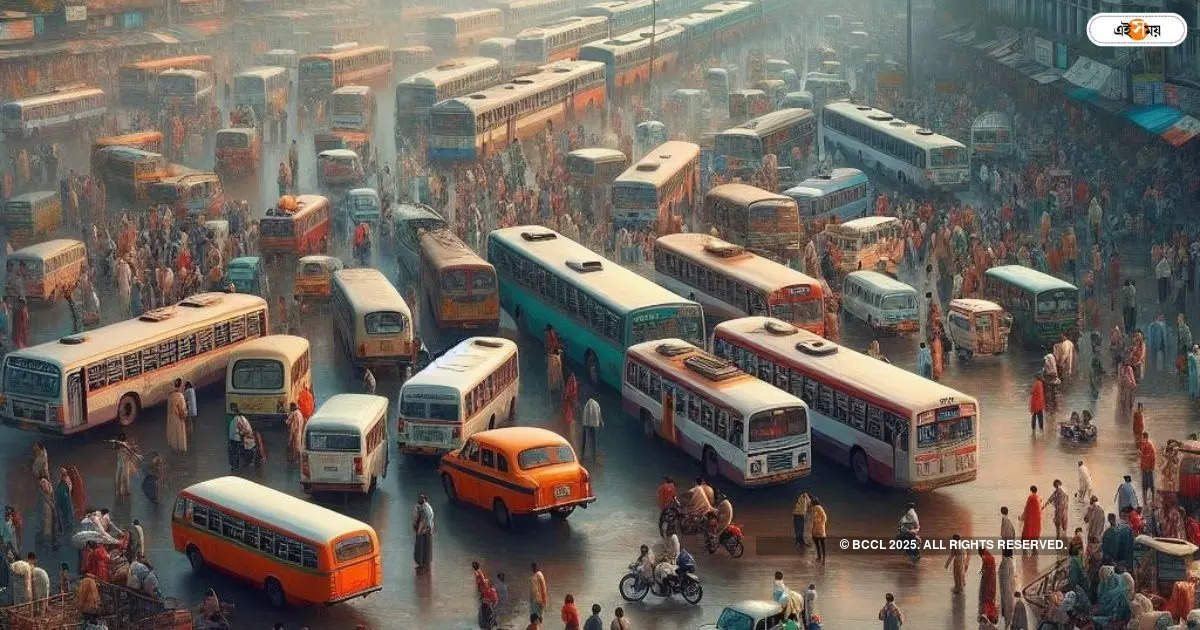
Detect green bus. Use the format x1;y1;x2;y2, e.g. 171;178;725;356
487;226;705;388
982;265;1077;348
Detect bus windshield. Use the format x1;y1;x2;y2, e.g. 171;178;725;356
441;271;467;291
749;407;807;443
4;361;61;399
335;534;373;563
260;218;294;237
881;294;916;310
307;432;361;451
770;300;821;325
612;185;656;209
300;59;333;78
231;358;284;390
471;271;496;291
158;75;196;96
332;94;363;116
629;305;703;346
929;146;967;168
365;311;406;334
216;133;248;149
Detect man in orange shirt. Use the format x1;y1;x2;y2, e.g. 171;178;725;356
1139;431;1157;500
1029;375;1045;433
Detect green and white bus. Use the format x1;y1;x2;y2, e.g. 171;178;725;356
487;226;705;388
982;265;1078;348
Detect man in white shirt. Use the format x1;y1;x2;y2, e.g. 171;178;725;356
581;398;602;457
228;405;245;470
236;413;257;468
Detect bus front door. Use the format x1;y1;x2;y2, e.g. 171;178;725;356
67;370;87;428
892;422;909;486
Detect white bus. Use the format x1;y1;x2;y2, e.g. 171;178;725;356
157;69;215;113
397;337;519;454
970;111;1014;159
428;9;506;52
841;270;919;335
712;317;979;489
394;57;504;138
782;168;872;221
515;16;609;64
611;140;701;233
821;215;903;275
821;101;970;191
623;339;811;486
233;66;289;120
301;394;390;494
0;293;267;434
1;87;107;139
330;269;416;372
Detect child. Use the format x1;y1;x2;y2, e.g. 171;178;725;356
494;571;508;618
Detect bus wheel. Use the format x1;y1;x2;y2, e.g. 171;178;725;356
702;446;719;479
585;351;600;386
441;473;457;501
186;546;205;572
493;498;512;529
641;409;656;441
117;394;141;426
265;578;286;608
488;415;496;431
508;398;516;424
850;448;870;485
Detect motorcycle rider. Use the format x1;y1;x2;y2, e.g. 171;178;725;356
898;502;920;539
682;477;715;521
674;545;696;585
653;534;681;585
707;497;735;547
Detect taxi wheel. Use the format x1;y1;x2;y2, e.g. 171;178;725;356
493;498;512;529
117;394;140;426
441;473;457;501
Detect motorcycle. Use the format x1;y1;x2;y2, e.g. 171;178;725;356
618;561;703;604
1058;421;1097;444
704;524;745;558
895;528;922;564
658;497;707;537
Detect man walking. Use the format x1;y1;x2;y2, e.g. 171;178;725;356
878;593;904;629
583;604;603;630
581;397;602;457
412;494;434;571
228;404;246;469
1043;479;1070;539
1139;432;1157;500
529;562;548;620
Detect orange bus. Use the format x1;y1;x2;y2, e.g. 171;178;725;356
298;46;391;101
419;228;499;331
119;55;214;108
260;195;332;256
172;476;382;607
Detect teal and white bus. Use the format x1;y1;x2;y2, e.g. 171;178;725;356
487;226;705;387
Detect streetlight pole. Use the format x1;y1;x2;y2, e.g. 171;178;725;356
648;0;657;106
906;0;913;99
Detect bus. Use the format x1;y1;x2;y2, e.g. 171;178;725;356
821;102;970;191
5;239;86;302
392;45;435;77
298;46;392;101
157;69;215;113
330;85;376;133
580;0;656;33
566;147;628;217
515;16;609;64
394;204;448;277
428;60;606;161
260;195;331;257
623;339;811;486
841;270;919;334
489;0;578;29
713;108;815;177
225;335;312;423
704;183;800;263
611;140;700;233
301;394;390;494
394;57;504;140
331;269;417;371
478;38;517;68
803;73;850;108
91;131;164;173
3;191;62;249
653;233;824;334
711;317;979;489
398;336;519;454
234;66;290;121
419;228;500;332
172;476;382;607
782;168;872;221
982;265;1078;348
970;111;1014;159
578;25;683;96
427;10;505;52
118;55;214;108
2;87;107;139
0;292;268;434
92;147;168;201
487;226;704;387
822;216;902;275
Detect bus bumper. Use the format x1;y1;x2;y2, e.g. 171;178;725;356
908;469;977;491
325;585;383;605
397;442;449;455
0;416;64;435
738;466;811;487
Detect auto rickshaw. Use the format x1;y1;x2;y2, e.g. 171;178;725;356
1131;535;1199;597
225;256;270;296
215;128;261;178
945;298;1012;360
294;255;344;301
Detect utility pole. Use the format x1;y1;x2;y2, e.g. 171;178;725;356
648;0;657;106
906;0;913;99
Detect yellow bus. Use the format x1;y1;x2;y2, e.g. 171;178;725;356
0;293;268;434
331;269;416;372
419;228;499;332
5;239;87;302
704;183;799;262
225;335;312;422
3;191;63;248
610;140;700;233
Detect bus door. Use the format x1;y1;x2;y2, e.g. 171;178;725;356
892;418;908;486
506;115;517;148
67;370;86;428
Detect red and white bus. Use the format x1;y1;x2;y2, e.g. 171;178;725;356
711;317;978;489
653;233;824;335
259;195;331;256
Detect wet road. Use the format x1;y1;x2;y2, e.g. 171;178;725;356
2;229;1193;629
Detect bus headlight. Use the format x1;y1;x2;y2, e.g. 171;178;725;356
750;460;763;476
797;451;808;467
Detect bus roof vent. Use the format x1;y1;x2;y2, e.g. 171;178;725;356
521;230;557;241
867;113;893;121
888;121;906;127
655;342;692;357
795;339;837;356
139;306;179;322
179;293;223;307
915;128;934;135
512;79;533;84
59;335;87;345
703;240;744;257
684;355;741;381
855;105;872;111
763;320;797;335
635;161;659;171
468;93;487;99
566;259;603;273
473;339;505;349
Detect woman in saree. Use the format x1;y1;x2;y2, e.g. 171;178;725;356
1117;364;1137;420
53;467;73;535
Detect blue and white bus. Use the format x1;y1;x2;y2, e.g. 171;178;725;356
782;168;872;221
486;226;705;387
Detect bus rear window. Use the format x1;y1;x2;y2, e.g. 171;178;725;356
749;407;807;442
335;534;373;563
518;445;575;469
365;311;406;334
260;218;294;237
216;133;248;149
231;359;284;390
917;416;974;447
307;432;361;451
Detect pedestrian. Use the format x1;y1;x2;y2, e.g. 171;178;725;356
803;584;817;627
285;402;304;464
792;491;810;547
53;467;73;535
1139;432;1156;499
143;453;164;504
473;561;498;629
31;441;48;482
581;397;602;456
127;518;145;563
999;506;1015;541
1117;364;1137;419
495;572;509;619
12;297;29;349
916;342;932;378
610;607;630;630
1148;313;1168;371
111;433;139;497
363;367;376;395
1019;485;1042;552
998;549;1014;626
978;548;997;621
1116;474;1139;513
809;497;827;563
944;533;969;594
1044;479;1069;539
562;372;579;430
412;493;433;571
184;381;198;435
878;593;904;629
529;562;548;619
166;379;188;453
57;562;69;595
1133;402;1145;443
1084;495;1105;543
656;476;676;511
559;594;579;628
1122;280;1137;335
1029;375;1045;432
36;474;56;549
228;404;246;469
583;603;602;630
1010;591;1029;630
9;554;31;604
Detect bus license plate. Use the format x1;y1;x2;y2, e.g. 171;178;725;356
554;484;571;499
324;465;338;472
412;428;445;444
